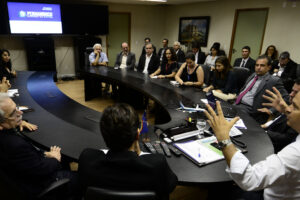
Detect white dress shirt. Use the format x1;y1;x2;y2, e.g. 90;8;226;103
195;51;199;64
143;54;152;74
226;134;300;200
204;55;217;67
120;54;128;69
240;57;249;67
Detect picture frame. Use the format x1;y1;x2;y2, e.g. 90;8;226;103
178;16;210;47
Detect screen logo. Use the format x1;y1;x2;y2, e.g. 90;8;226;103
19;11;26;18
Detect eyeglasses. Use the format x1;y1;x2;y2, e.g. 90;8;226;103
4;106;20;120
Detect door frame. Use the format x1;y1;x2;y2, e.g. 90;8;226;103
228;8;269;62
106;12;131;59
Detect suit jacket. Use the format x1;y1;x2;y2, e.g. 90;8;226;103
196;51;206;65
158;47;168;60
238;73;289;123
78;149;178;198
176;49;186;63
114;52;136;70
141;45;157;56
233;57;256;73
137;54;160;74
0;129;61;197
267;115;298;153
271;59;298;92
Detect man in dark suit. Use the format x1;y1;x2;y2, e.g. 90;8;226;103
114;42;136;70
233;46;256;73
191;42;206;65
137;43;160;74
0;95;77;198
158;38;169;62
260;79;300;153
271;51;298;93
78;103;178;198
141;37;156;56
173;41;185;64
235;55;289;124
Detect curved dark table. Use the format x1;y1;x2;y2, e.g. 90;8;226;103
13;69;274;185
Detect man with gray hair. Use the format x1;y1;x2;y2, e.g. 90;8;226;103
0;94;77;198
89;43;109;66
173;41;185;63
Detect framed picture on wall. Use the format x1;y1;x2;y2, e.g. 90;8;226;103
178;16;210;47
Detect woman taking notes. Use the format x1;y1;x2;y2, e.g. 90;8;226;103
175;52;204;87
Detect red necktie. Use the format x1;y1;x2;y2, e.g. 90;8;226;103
235;76;258;104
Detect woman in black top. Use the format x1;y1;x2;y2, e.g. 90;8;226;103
203;56;238;100
175;52;204;87
150;48;178;79
0;49;16;80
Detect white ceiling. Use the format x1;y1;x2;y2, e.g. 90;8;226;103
83;0;216;5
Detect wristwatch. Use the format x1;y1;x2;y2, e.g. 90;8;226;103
218;139;232;150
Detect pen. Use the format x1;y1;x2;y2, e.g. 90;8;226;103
198;147;201;158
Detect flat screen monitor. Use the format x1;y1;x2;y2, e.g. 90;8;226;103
7;2;62;34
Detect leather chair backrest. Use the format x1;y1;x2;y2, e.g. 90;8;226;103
85;47;94;67
85;187;157;200
297;64;300;78
201;64;211;86
233;67;251;93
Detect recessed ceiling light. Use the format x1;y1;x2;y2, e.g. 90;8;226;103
140;0;167;2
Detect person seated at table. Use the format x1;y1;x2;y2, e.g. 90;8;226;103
137;43;160;74
0;77;11;92
114;42;136;70
235;55;289;124
89;43;110;94
173;41;185;63
89;43;108;66
0;94;78;199
264;45;278;65
204;91;300;200
78;103;178;198
203;56;238;101
259;80;299;153
175;52;204;87
191;42;206;65
150;47;178;79
204;43;219;69
0;49;17;80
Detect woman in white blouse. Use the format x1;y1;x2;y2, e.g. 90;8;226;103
204;43;220;69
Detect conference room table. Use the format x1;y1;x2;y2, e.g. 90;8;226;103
13;68;274;186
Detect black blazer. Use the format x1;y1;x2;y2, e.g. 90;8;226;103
267;115;298;153
271;59;298;92
238;73;289;123
233;57;256;73
176;49;186;63
137;54;160;74
78;149;178;198
114;52;136;70
158;47;168;60
196;51;206;65
0;129;61;197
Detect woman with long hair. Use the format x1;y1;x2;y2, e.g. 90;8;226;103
0;49;16;80
150;47;178;79
203;56;238;101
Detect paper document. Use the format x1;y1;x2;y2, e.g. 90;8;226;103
7;89;18;97
174;136;224;166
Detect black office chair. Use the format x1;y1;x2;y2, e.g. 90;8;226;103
297;64;300;78
85;187;158;200
84;47;94;67
201;64;211;86
233;67;251;93
0;167;70;200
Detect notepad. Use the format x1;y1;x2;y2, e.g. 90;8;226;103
174;136;224;166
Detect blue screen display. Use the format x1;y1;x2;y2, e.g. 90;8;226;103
7;2;62;34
